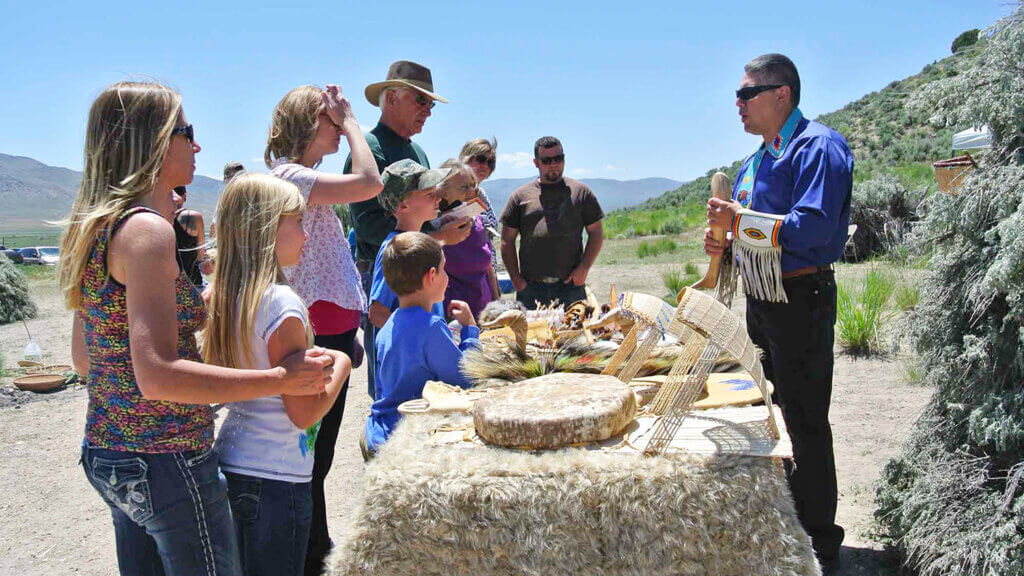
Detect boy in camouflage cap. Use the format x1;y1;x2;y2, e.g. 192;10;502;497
377;159;451;215
364;159;452;397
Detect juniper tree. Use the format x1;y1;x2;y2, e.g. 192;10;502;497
875;6;1024;575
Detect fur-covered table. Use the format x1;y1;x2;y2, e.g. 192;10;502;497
329;411;819;576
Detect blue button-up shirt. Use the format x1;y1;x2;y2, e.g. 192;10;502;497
733;118;854;272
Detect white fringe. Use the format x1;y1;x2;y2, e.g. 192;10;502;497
734;243;787;303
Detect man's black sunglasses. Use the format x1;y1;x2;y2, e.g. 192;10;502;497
736;84;784;102
413;93;436;110
171;124;195;143
472;154;496;169
538;154;565;166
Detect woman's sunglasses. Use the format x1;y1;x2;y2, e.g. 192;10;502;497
171;124;195;143
471;154;496;170
735;84;784;102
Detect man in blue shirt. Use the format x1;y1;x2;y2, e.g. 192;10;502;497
706;53;852;573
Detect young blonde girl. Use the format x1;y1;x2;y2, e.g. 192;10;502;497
208;173;351;576
64;81;334;576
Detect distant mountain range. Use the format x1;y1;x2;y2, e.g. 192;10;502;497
0;153;682;231
0;153;224;231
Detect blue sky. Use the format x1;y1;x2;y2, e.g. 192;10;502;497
0;1;1009;183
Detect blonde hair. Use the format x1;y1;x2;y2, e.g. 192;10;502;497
203;173;312;368
436;158;477;203
459;137;498;162
58;81;182;309
264;85;323;167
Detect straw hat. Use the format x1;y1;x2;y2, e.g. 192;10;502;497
365;60;449;107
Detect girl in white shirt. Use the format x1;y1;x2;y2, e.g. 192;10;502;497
206;173;351;576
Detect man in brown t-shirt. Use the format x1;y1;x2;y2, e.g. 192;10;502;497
500;136;604;309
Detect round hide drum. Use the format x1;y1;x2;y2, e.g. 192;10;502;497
472;373;636;449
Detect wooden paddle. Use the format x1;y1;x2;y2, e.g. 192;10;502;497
687;171;732;293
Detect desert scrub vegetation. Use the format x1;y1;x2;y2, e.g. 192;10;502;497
0;254;37;325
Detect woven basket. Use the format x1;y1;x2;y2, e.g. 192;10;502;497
933;154;976;194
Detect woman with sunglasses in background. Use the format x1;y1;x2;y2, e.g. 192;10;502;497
61;81;336;576
459;137;501;299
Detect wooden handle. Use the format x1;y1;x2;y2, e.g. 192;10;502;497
688;172;732;293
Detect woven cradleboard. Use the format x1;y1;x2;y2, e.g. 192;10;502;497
602;288;779;456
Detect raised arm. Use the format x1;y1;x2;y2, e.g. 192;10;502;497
114;212;332;403
306;85;383;206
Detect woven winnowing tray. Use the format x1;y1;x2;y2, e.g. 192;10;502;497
602;289;780;456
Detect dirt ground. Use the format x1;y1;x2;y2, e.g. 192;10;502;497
0;261;931;575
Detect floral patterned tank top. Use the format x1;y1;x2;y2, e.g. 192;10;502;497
81;207;212;453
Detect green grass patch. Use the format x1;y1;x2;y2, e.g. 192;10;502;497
604;202;704;239
661;264;701;305
637;237;679;259
837;268;895;355
18;265;58;282
893;282;920;311
0;229;63;249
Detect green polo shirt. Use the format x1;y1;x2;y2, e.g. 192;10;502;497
344;121;429;263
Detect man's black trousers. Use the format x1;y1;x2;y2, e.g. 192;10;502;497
745;270;844;562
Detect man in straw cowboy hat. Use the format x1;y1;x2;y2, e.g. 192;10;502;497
704;53;852;574
345;60;472;399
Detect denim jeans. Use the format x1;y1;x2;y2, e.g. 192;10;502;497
516;281;588;310
224;473;312;576
745;270;844;562
81;442;241;576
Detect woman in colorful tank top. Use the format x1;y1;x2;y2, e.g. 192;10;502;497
60;81;341;576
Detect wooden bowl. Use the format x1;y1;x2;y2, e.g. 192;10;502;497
17;360;44;369
12;374;66;392
45;364;73;373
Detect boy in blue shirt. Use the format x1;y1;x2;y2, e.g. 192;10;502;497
362;231;480;458
365;159;452;398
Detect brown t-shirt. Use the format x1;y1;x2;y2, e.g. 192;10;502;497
500;177;604;281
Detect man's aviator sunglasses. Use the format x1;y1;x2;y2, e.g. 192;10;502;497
171;124;195;143
413;93;436;110
735;84;784;102
538;154;565;166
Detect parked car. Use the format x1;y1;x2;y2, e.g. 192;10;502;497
19;246;60;265
1;248;24;264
